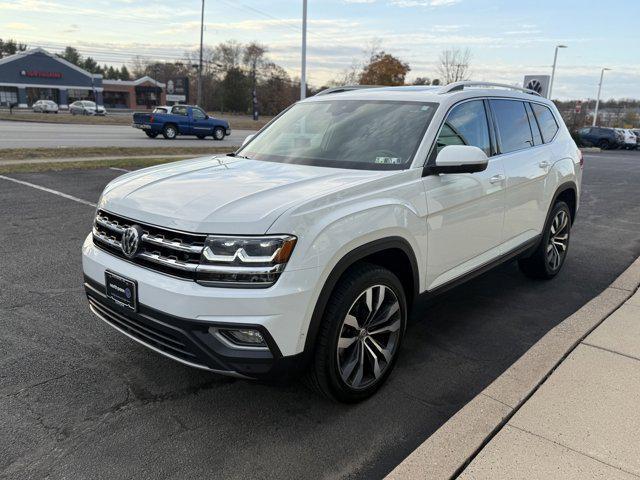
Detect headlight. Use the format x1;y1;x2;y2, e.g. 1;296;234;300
197;235;297;288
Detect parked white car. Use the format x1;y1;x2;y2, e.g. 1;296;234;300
83;82;583;402
32;99;58;113
69;100;106;116
616;128;637;149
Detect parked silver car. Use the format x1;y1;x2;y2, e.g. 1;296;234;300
69;100;106;116
32;100;59;113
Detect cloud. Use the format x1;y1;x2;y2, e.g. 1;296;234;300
4;22;35;30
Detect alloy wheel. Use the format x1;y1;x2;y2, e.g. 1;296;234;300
547;209;569;271
336;284;401;390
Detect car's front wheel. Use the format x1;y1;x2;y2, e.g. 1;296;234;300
518;201;571;279
213;127;225;141
307;263;407;402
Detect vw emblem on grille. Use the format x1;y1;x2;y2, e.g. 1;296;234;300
121;225;143;258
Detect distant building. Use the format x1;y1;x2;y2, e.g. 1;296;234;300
0;47;165;110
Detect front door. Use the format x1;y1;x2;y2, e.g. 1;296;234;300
191;107;210;136
422;99;506;290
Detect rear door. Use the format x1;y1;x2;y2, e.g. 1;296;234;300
491;99;557;251
170;105;191;133
422;99;507;290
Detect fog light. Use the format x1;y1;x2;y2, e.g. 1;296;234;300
210;327;268;349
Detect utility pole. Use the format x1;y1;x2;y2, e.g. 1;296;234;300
593;67;611;127
548;44;567;99
300;0;307;100
197;0;205;107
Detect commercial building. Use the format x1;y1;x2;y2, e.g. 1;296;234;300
0;47;165;109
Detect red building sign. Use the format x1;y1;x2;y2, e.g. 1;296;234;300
20;70;63;79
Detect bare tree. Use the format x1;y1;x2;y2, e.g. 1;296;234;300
437;48;472;84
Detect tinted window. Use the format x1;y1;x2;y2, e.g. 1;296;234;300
531;103;559;143
435;100;490;156
192;108;206;120
490;100;533;154
172;106;188;116
525;103;543;145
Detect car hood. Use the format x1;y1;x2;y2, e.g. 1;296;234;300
98;156;387;234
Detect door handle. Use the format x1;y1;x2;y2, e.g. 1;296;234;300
489;174;505;184
539;160;551;169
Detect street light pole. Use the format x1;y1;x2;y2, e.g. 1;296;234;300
197;0;205;107
548;44;567;100
592;67;611;127
300;0;307;100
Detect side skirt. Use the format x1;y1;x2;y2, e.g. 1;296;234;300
422;235;541;299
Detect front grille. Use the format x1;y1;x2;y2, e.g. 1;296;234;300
87;295;203;365
92;210;206;280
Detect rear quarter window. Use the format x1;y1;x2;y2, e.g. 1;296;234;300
531;103;559;143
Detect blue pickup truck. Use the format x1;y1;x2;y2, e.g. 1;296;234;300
132;105;231;140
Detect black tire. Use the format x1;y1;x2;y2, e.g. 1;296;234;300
213;127;225;141
145;131;158;138
162;124;178;140
196;134;207;140
305;263;407;403
518;201;571;279
598;139;610;150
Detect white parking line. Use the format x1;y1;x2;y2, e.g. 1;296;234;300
0;175;96;208
109;167;130;172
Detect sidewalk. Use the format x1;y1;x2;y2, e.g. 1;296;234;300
460;288;640;479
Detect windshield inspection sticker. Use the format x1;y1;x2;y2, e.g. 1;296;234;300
374;157;401;164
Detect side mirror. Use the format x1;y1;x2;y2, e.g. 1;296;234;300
429;145;489;175
242;134;255;147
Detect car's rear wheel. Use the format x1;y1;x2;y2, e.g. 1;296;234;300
145;131;158;138
213;127;225;141
162;124;177;139
306;263;407;403
518;201;571;279
598;139;610;150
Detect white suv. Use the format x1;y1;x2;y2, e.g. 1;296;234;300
82;82;582;402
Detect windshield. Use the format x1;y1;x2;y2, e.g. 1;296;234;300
238;99;438;170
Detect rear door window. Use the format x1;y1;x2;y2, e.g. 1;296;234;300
531;103;559;143
434;100;491;156
490;99;533;154
172;106;188;116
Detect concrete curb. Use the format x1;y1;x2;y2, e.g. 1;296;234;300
386;256;640;480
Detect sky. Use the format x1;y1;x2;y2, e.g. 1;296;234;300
1;0;639;100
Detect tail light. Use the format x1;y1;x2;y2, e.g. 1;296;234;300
149;115;154;123
577;149;583;169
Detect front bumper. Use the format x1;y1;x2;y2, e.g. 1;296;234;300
82;234;319;380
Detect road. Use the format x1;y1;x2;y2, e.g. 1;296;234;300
0;120;253;148
1;151;639;479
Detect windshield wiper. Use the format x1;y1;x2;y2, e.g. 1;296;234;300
226;152;250;159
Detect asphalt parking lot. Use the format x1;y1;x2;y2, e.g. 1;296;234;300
1;150;639;480
0;120;253;149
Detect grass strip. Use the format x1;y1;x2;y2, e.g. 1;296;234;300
0;156;226;175
0;146;237;161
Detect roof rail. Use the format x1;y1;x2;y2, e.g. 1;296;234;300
315;85;381;96
439;81;542;97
